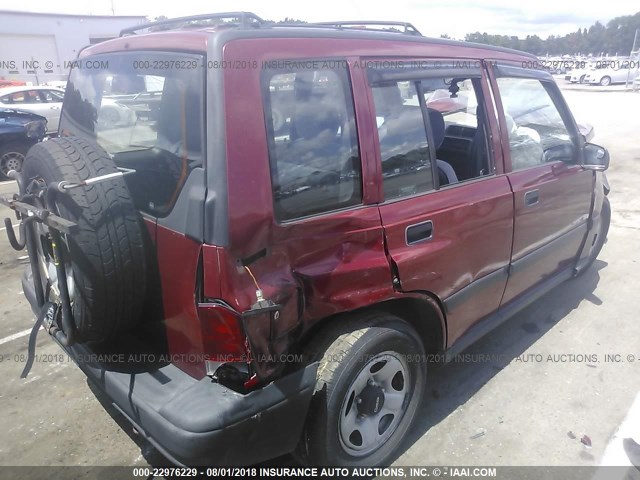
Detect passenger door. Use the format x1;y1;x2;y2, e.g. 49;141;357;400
368;60;514;345
490;64;593;304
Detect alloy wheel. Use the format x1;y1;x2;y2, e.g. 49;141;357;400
0;151;25;176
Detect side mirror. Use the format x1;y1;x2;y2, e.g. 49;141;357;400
543;143;576;164
582;143;610;171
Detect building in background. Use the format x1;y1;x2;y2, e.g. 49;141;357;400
0;10;146;85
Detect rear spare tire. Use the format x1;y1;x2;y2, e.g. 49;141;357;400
21;137;146;342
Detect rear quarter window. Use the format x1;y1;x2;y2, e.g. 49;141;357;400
262;63;362;221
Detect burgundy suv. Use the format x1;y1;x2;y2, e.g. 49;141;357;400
5;12;610;467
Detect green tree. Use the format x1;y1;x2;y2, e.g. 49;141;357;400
277;17;307;24
463;11;640;55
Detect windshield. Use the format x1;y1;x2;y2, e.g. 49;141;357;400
59;52;205;217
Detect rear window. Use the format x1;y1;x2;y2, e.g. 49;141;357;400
59;52;204;217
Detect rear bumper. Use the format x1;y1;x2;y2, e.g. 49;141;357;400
64;340;317;466
22;271;317;466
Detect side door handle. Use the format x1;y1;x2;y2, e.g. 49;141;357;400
406;220;433;245
524;189;540;207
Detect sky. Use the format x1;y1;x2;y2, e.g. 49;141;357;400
0;0;636;39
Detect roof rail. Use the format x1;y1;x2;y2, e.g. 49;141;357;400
314;20;422;36
120;12;265;36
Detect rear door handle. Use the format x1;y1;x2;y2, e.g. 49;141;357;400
406;220;433;245
524;189;540;207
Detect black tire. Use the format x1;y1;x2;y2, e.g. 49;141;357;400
0;142;28;179
21;136;147;342
577;197;610;276
296;313;426;466
600;76;612;86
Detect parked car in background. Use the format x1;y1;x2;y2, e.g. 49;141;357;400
0;107;46;178
565;66;595;83
564;59;615;83
0;86;64;133
585;67;638;86
0;85;140;135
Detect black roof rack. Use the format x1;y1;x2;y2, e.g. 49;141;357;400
314;21;422;36
119;13;422;38
120;12;265;36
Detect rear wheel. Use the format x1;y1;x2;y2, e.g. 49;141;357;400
600;76;612;86
297;313;426;466
0;142;27;178
21;136;147;342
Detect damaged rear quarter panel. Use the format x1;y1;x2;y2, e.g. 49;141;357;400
203;208;396;379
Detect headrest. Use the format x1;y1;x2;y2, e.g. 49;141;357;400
427;108;445;150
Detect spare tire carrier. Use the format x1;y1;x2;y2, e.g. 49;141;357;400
0;164;136;371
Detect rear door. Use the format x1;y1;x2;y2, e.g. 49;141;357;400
368;60;514;345
489;64;593;304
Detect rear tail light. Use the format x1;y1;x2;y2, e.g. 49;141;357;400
197;302;250;364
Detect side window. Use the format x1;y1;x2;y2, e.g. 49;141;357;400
41;90;64;102
263;66;361;221
423;78;478;128
10;90;42;104
496;77;576;171
372;75;492;200
371;81;434;200
421;77;492;181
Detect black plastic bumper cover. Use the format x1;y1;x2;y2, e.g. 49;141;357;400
24;267;317;466
65;341;317;466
